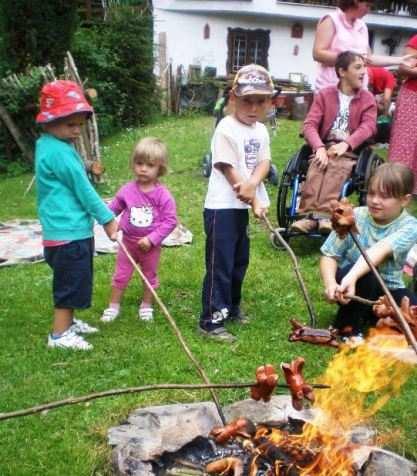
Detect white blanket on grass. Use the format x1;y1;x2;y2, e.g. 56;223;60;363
0;220;192;267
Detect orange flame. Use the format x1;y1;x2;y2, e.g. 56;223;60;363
300;330;413;474
260;330;414;474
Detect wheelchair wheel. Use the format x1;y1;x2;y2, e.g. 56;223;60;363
202;153;212;178
358;151;384;205
276;145;311;231
276;154;299;232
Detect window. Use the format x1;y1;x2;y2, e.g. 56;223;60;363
227;28;270;74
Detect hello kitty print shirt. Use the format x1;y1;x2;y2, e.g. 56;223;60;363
109;181;177;246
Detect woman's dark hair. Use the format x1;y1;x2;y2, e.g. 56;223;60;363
338;0;373;11
368;163;415;198
335;51;364;77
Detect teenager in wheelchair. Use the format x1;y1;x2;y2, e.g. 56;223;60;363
277;51;381;241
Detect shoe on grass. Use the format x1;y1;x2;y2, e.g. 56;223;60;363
101;307;119;323
198;325;236;343
230;311;250;325
290;218;317;233
318;218;332;234
71;318;98;334
138;307;154;322
48;329;93;350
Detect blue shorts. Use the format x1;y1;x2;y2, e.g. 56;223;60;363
44;238;94;309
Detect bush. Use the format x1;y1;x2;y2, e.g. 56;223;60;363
0;2;157;172
0;68;45;171
72;3;158;136
0;1;78;73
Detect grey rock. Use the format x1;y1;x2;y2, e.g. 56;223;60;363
112;444;155;476
109;401;222;462
224;395;316;424
362;448;417;476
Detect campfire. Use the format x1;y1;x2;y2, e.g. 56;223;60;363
202;332;413;476
109;329;416;476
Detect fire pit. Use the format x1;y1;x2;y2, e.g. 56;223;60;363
108;396;415;475
108;332;417;475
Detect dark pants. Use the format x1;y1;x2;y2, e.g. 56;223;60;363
44;238;94;309
200;209;249;330
334;265;417;334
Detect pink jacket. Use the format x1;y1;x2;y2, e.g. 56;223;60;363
303;86;377;152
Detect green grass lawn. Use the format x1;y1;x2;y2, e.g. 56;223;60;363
1;115;416;475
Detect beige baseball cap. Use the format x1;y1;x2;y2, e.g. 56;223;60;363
232;64;275;97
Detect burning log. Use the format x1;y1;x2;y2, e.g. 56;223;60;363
250;364;279;402
330;198;358;238
289;319;340;348
281;357;315;411
210;417;256;444
206;456;244;476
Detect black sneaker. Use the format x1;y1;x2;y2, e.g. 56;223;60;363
198;325;237;343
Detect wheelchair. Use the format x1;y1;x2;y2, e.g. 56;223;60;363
275;143;384;245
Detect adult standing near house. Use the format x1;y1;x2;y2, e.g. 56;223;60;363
313;0;413;92
389;34;417;194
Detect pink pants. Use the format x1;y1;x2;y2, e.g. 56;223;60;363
112;238;161;290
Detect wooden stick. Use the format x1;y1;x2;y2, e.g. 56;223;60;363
262;215;317;327
0;102;33;163
23;175;36;197
349;231;417;355
0;381;330;422
349;295;377;306
117;237;226;424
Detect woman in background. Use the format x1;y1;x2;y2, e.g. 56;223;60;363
389;34;417;194
313;0;412;91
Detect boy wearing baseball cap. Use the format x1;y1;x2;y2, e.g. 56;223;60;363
35;80;118;350
199;64;274;342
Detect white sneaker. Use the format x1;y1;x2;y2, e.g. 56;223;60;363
71;318;99;334
101;307;119;323
48;330;93;350
138;307;154;321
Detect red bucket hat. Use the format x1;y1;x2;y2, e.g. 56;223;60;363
36;80;93;124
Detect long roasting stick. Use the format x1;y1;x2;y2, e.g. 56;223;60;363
349;231;417;355
262;214;317;327
117;237;226;424
349;295;377;306
0;381;330;422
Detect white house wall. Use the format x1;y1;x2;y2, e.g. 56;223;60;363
154;7;415;85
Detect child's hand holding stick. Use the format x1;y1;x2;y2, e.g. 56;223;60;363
233;179;256;204
331;198;417;355
251;196;268;218
104;219;119;241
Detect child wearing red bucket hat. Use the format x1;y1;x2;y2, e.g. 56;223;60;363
35;80;118;350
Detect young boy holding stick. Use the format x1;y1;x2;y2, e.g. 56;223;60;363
199;64;274;342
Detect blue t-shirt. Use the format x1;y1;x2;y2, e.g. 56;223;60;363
321;207;417;289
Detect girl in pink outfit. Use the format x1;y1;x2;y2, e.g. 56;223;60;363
101;138;177;322
313;1;413;91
